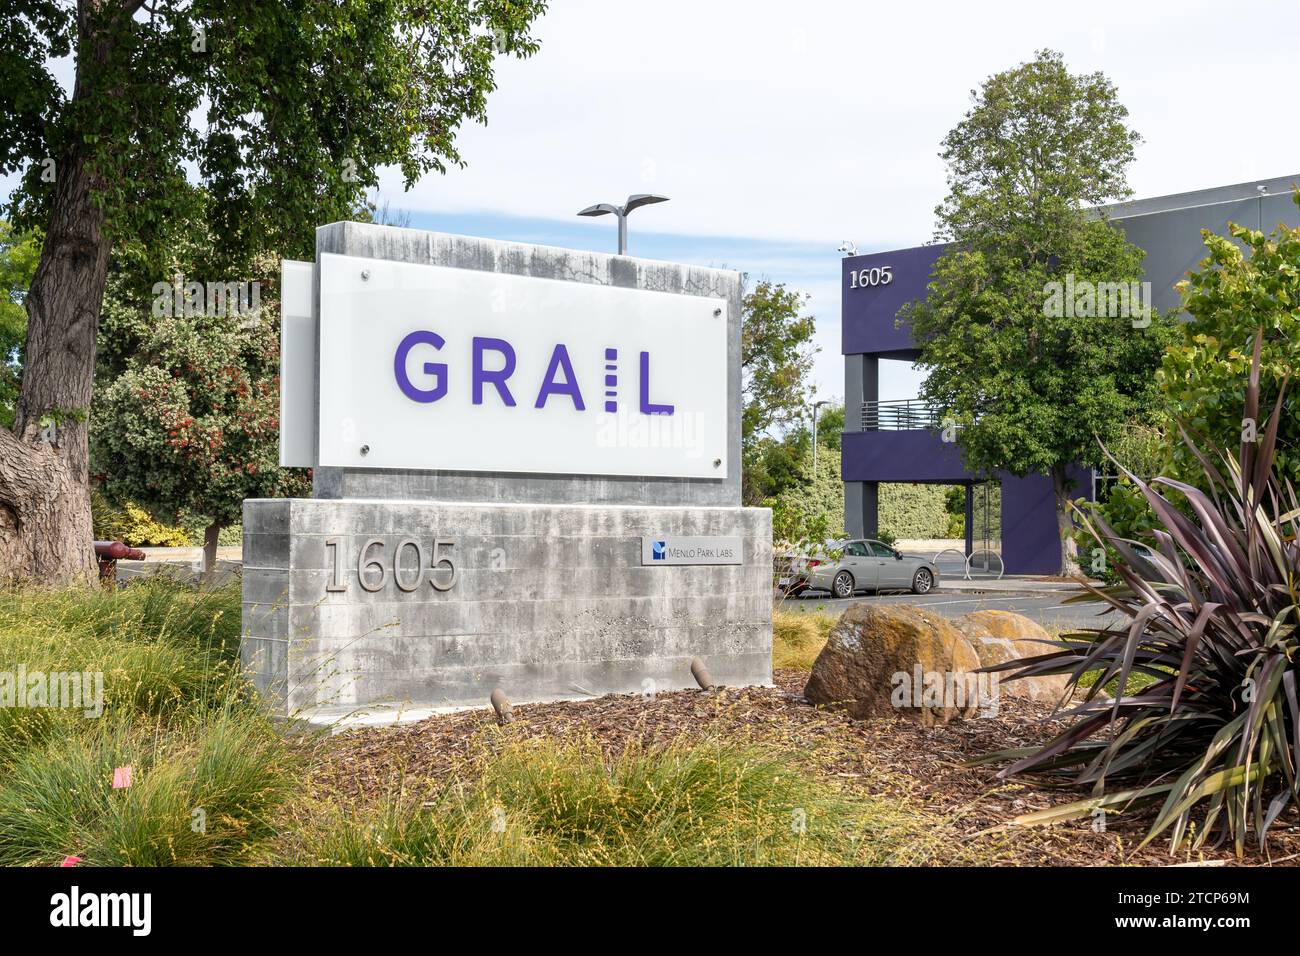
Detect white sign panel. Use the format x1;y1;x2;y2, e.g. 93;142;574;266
279;259;316;467
317;253;728;478
640;536;742;565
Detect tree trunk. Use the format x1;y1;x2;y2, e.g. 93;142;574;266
1052;466;1082;578
0;5;115;586
201;522;223;585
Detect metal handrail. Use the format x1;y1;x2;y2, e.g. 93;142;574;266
860;399;939;431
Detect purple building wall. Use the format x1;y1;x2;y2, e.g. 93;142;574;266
841;242;1091;575
842;244;948;358
841;430;967;483
999;468;1093;575
841;430;1091;574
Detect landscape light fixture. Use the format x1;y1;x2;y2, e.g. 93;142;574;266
837;241;857;257
577;194;670;255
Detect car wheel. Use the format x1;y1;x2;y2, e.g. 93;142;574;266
912;568;934;594
832;570;855;599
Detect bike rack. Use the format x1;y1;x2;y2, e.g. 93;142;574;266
931;547;1004;581
931;547;969;580
967;548;1005;580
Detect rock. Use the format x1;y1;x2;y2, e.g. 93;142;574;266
803;603;985;724
955;610;1072;707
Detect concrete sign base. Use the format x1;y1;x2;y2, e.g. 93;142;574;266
242;498;772;716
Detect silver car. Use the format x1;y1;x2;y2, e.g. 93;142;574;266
799;539;939;597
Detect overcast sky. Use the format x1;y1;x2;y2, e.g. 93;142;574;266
377;0;1300;405
9;0;1300;405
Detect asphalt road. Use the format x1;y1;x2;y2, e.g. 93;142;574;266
778;588;1125;633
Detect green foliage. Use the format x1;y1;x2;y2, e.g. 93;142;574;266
0;577;243;772
176;517;242;548
934;49;1141;237
758;407;851;543
1074;423;1178;581
741;280;818;451
2;1;548;269
765;439;951;544
878;483;950;539
743;431;809;506
743;403;843;507
289;733;934;866
0;580;974;867
0;579;242;727
903;50;1174;571
943;485;966;538
0;707;294;866
814;404;844;452
1072;480;1158;582
91;491;191;548
971;482;1002;539
116;502;191;549
986;343;1300;855
1159;194;1300;485
1106;420;1170;479
769;444;843;545
0;221;40;427
0;579;296;865
93;252;310;532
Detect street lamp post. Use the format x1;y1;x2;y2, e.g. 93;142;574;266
812;400;830;473
577;194;670;255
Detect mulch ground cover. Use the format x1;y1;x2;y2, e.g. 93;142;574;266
302;669;1300;867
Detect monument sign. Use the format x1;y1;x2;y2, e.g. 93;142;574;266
241;222;773;720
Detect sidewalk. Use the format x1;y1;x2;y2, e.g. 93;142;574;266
113;546;243;586
132;546;244;563
937;575;1098;594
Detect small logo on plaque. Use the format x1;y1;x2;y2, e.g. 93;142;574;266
641;536;742;566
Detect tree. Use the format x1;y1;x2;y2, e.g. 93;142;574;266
812;403;843;452
741;281;817;446
0;0;546;584
0;222;41;428
1159;194;1300;485
740;280;818;505
903;50;1173;575
93;240;309;577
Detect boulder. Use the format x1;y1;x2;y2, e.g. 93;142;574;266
803;603;985;724
955;610;1072;707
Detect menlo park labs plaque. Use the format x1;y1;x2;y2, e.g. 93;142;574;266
241;222;772;721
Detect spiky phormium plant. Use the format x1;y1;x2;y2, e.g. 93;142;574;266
983;336;1299;855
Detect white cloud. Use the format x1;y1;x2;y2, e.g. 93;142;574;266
382;0;1299;247
7;0;1294;407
